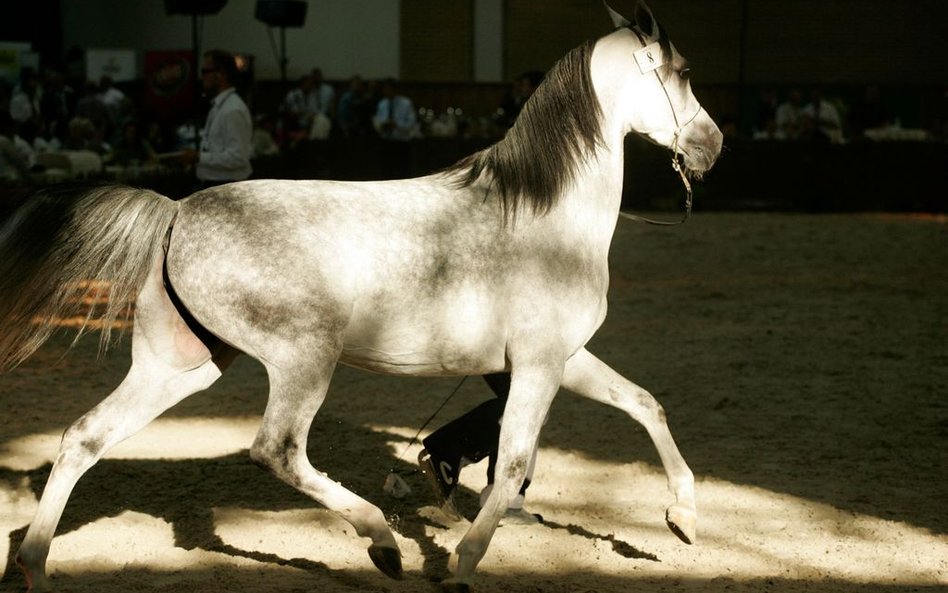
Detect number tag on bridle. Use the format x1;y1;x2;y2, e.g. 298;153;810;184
634;41;665;74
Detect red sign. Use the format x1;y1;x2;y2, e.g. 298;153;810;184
144;50;196;122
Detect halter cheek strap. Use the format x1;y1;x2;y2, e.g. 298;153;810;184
619;27;695;227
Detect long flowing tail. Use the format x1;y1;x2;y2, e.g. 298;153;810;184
0;183;179;371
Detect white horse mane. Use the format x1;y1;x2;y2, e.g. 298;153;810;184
447;39;603;220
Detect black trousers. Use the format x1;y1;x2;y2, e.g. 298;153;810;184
422;373;530;493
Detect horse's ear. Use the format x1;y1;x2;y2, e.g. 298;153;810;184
633;0;661;39
603;1;631;28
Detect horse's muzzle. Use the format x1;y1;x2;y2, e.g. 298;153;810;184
680;113;723;175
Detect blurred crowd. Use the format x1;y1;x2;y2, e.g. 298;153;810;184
2;50;944;186
0;55;549;186
740;85;943;144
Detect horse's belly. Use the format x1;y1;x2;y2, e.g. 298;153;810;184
339;292;507;377
338;337;505;376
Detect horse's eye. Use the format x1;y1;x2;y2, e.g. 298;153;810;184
679;68;691;80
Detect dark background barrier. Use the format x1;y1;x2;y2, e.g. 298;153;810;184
250;135;947;214
2;136;944;220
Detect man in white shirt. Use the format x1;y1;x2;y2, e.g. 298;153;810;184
802;88;844;143
372;78;420;141
775;88;807;141
281;69;334;140
372;78;420;178
182;49;253;188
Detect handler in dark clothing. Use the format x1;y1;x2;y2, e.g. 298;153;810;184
419;373;541;523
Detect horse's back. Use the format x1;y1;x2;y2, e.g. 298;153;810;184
163;177;511;371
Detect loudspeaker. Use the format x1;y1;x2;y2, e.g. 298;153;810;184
254;0;307;28
164;0;228;15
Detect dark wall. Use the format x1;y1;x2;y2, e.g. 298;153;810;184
0;0;63;69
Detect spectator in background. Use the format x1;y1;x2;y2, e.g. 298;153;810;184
96;76;130;135
373;78;420;179
282;73;320;134
337;75;373;137
802;88;844;143
372;78;420;141
74;81;110;142
64;116;110;154
144;120;174;155
251;113;280;157
0;112;33;181
498;70;543;129
63;45;86;93
310;68;335;119
850;85;892;138
15;119;58;158
750;87;780;140
40;70;77;142
181;49;252;188
108;119;157;166
775;88;808;140
308;68;335;139
9;68;41;124
11;121;39;169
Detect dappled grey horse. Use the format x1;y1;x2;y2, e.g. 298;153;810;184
0;2;721;590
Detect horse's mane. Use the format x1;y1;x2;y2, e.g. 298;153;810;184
447;39;603;220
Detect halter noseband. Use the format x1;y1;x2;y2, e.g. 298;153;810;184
619;27;696;227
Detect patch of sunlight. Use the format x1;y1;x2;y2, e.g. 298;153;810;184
0;476;36;574
50;512;201;571
368;422;947;586
0;416;262;471
213;507;423;574
1;419;943;588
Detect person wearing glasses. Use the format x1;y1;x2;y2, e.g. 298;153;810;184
181;49;252;189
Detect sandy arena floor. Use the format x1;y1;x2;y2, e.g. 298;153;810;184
1;212;946;592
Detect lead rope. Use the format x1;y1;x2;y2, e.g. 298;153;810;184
618;132;693;226
383;376;469;497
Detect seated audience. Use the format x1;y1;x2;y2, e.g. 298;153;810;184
337;75;374;137
108;119;158;166
372;78;420;141
775;88;808;140
850;85;892;138
9;68;41;124
802;88;844;143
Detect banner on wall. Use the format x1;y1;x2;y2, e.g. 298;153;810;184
144;50;196;122
87;49;137;82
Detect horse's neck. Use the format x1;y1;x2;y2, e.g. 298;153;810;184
551;131;626;251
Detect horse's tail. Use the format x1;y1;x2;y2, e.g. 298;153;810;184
0;183;179;371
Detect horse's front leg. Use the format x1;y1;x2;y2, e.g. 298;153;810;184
443;362;562;591
561;347;697;544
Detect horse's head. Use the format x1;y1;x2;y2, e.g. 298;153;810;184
598;1;723;176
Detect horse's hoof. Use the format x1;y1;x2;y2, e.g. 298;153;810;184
441;577;472;593
665;504;696;545
368;544;403;580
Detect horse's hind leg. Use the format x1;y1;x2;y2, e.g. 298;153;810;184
249;348;403;579
561;347;697;544
15;259;229;592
